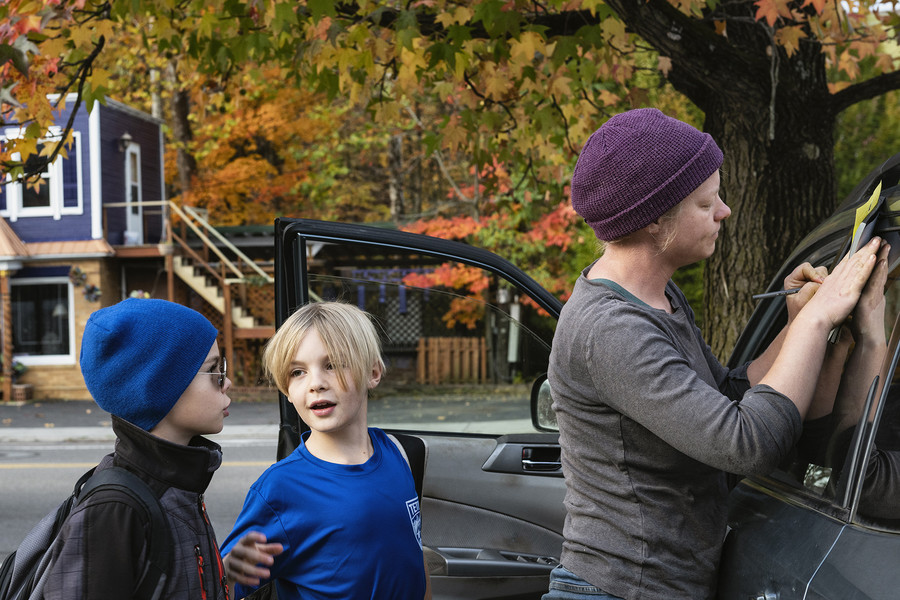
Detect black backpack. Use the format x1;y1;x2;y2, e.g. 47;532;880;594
0;466;173;600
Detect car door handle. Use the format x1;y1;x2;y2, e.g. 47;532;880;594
482;441;562;476
521;460;561;471
522;447;561;472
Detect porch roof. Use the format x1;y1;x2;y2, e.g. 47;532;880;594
25;239;115;259
0;218;29;259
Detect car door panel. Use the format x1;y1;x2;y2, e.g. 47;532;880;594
806;525;900;599
416;434;564;599
718;481;843;600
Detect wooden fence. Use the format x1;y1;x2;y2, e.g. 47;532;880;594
416;337;486;384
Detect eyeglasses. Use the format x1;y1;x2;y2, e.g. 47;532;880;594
207;357;227;391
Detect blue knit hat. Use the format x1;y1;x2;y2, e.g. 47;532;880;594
571;108;723;241
80;298;219;431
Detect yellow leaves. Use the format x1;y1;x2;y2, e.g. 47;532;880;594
435;6;473;28
11;137;37;162
597;89;621;107
480;61;511;101
548;72;573;99
774;26;806;57
581;0;606;13
510;31;545;65
672;0;708;17
443;115;469;151
38;142;55;158
397;45;428;94
601;18;628;49
838;51;860;80
658;56;673;77
874;53;894;73
68;23;96;48
754;0;792;27
90;67;111;90
850;39;880;62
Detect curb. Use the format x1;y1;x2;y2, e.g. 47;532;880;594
0;424;279;444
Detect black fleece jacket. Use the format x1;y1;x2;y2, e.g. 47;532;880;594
43;416;229;600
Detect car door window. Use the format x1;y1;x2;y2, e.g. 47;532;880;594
300;238;556;435
768;184;900;531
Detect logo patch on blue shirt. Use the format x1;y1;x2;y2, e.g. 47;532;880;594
406;497;422;549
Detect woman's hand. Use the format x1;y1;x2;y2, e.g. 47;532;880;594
784;262;829;322
798;237;884;331
848;242;890;343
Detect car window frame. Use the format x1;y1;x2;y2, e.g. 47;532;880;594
272;217;564;459
729;152;900;529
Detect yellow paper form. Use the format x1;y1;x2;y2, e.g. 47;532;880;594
849;181;883;255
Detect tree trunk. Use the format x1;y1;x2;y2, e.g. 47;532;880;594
388;133;404;221
165;61;197;195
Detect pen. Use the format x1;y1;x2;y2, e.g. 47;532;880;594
752;287;803;300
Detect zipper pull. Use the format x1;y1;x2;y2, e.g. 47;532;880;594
195;545;208;600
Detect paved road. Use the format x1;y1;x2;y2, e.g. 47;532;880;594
1;384;539;563
0;382;534;442
0;395;280;442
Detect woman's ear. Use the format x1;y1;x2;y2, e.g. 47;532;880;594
368;363;383;389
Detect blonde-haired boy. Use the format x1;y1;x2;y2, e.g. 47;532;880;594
221;302;431;600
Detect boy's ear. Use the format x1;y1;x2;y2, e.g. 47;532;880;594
367;363;383;389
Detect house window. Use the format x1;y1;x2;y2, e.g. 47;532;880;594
21;148;52;209
1;130;83;221
11;278;75;365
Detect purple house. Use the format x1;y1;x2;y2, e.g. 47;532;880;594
0;95;167;401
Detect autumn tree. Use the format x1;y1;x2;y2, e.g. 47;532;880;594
4;0;900;357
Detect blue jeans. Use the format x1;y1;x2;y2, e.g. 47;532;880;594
542;565;625;600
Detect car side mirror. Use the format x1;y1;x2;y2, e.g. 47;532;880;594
530;374;558;432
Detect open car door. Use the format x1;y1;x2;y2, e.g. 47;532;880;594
273;218;566;600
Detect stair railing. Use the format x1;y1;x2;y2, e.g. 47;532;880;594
164;202;275;372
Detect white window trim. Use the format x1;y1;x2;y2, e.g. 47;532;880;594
124;142;143;244
61;130;84;216
11;276;77;366
1;128;84;221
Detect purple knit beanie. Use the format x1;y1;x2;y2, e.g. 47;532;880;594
571;108;723;241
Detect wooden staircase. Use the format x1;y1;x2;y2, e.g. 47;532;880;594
164;204;275;371
172;255;258;328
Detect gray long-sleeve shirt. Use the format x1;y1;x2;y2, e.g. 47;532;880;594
548;272;802;600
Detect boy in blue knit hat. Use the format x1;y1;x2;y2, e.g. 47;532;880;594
41;298;233;600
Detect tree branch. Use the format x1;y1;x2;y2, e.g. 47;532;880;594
832;70;900;115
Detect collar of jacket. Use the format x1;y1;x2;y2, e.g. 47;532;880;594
111;415;223;493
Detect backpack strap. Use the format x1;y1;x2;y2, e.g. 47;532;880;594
77;467;173;600
388;433;426;502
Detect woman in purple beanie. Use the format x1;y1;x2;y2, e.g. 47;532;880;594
545;108;887;600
